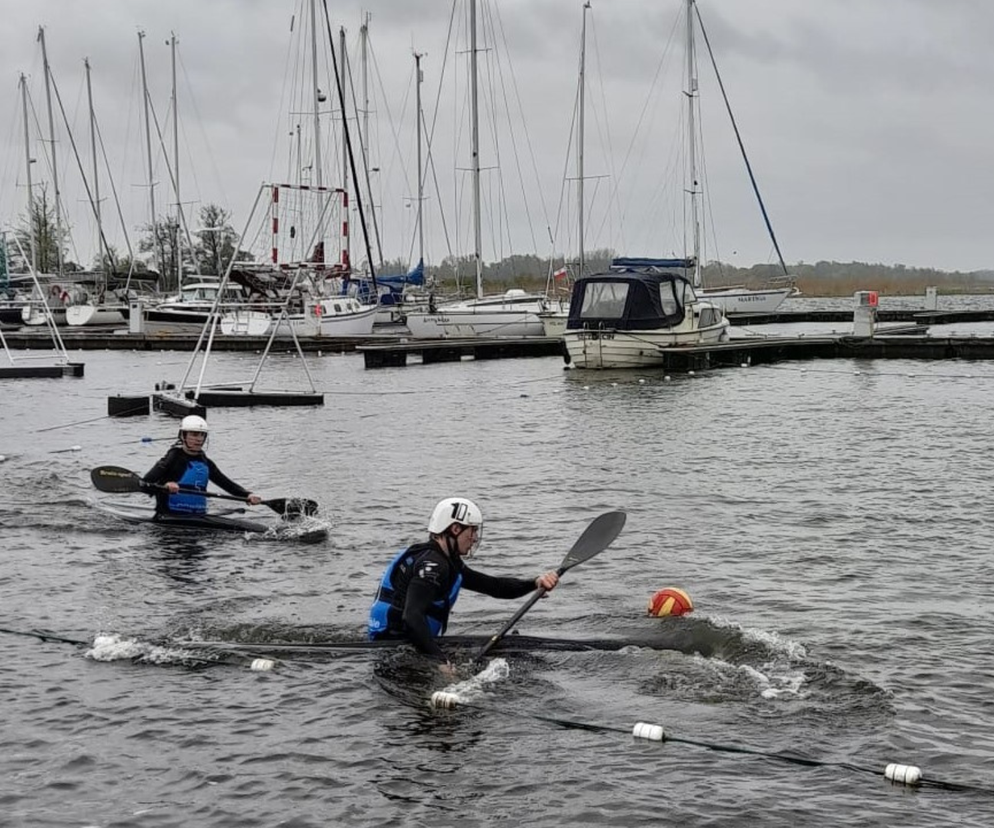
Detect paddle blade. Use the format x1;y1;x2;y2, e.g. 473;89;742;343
474;510;628;663
265;497;319;519
91;465;144;494
557;510;627;574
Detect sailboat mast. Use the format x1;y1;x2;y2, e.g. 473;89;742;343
685;0;701;287
469;0;482;300
38;27;64;275
340;26;350;267
137;31;162;279
415;50;425;268
19;74;37;273
309;0;324;189
84;57;106;281
578;1;590;280
170;33;182;289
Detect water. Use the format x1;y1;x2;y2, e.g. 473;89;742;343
3;318;994;826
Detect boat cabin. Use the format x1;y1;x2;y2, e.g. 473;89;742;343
566;265;722;331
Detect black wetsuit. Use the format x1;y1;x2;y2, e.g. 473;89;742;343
143;445;251;516
368;539;537;660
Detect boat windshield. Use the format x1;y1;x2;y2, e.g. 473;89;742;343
579;282;628;319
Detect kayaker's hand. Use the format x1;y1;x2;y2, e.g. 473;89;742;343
535;571;559;593
165;482;179;494
246;493;262;505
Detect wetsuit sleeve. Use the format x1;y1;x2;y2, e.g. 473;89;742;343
143;447;179;487
205;458;251;499
402;568;448;660
461;566;536;600
142;447;183;511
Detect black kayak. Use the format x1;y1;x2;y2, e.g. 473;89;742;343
98;501;275;534
179;634;652;655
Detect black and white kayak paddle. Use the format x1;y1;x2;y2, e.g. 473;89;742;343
473;510;627;663
89;465;319;519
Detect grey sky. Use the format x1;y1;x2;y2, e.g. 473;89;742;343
2;0;992;274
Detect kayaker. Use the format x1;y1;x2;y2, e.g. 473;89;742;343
142;415;262;517
368;497;560;674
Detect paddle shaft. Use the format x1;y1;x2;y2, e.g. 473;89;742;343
473;510;627;662
89;465;317;517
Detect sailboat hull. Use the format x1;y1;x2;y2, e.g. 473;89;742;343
700;286;793;315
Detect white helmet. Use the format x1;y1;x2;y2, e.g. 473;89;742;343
428;497;483;535
179;414;209;434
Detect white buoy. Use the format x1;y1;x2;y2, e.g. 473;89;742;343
430;691;460;709
884;762;922;786
638;378;646;384
249;658;275;672
632;721;665;742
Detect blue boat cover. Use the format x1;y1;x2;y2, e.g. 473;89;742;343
343;259;425;305
566;267;695;331
610;256;694;270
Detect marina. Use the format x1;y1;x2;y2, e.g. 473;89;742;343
3;0;994;824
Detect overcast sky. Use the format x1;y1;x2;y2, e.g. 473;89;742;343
1;0;992;275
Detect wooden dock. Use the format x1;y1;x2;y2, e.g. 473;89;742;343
358;336;566;368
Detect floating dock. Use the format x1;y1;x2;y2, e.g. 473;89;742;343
358;336;565;368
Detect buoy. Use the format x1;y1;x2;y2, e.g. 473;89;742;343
430;691;460;709
249;658;275;672
632;722;666;741
648;587;694;617
884;763;922;786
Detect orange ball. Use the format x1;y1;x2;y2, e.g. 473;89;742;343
647;587;693;617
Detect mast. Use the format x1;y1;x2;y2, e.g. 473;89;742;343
415;51;425;268
340;26;350;267
38;27;64;275
685;0;701;287
170;33;182;289
469;0;482;299
308;0;324;187
578;1;590;280
84;58;106;282
19;74;37;273
137;31;162;279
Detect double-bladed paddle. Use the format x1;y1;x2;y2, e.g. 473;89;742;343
473;510;627;663
89;465;318;519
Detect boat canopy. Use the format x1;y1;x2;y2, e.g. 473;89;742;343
610;256;694;271
343;259;425;305
566;268;698;331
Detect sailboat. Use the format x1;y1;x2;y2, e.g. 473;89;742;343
676;0;795;314
403;0;548;340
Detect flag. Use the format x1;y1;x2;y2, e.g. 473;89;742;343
553;267;568;282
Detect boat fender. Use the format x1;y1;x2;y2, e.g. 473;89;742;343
430;691;461;709
314;303;323;318
632;722;666;742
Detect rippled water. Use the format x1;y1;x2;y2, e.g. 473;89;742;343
4;316;994;826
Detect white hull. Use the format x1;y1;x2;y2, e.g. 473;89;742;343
699;286;793;315
540;310;569;338
65;304;126;327
21;305;66;326
564;316;730;369
220;300;378;338
405;291;548;339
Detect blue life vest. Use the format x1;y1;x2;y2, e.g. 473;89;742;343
168;459;209;514
368;546;462;640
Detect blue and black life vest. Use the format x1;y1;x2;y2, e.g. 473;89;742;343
368;545;462;639
168;459;209;514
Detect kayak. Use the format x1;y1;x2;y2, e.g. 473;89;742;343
179;634;651;655
98;501;274;534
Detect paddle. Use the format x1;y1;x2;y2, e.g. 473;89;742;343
89;465;318;518
473;510;627;663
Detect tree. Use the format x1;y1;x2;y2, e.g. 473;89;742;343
138;214;182;292
193;204;248;276
12;185;72;274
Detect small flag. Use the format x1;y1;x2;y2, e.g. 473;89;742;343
553;267;568;282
